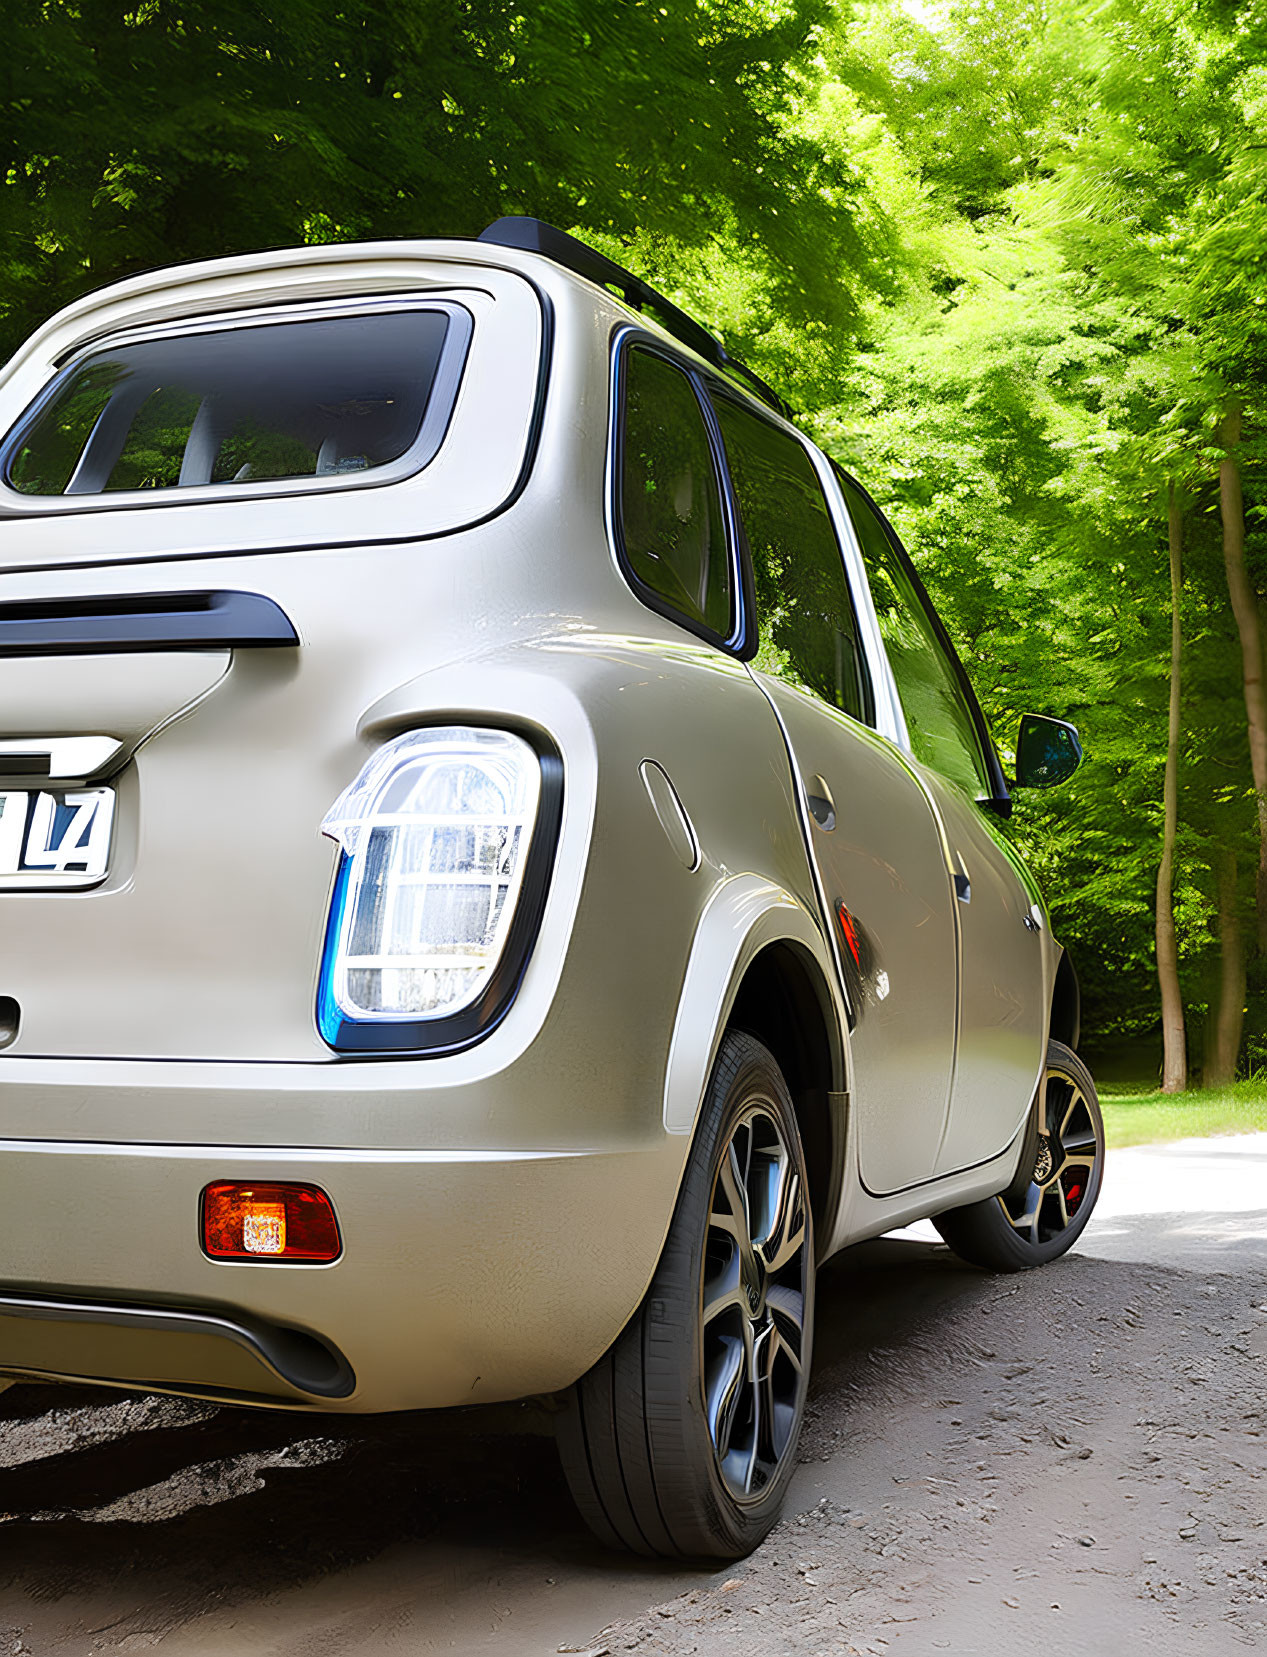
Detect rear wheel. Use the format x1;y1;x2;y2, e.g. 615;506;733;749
556;1030;814;1560
933;1039;1103;1272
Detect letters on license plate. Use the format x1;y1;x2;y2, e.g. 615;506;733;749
0;787;115;889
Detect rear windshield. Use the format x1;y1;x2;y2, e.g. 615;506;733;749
3;308;458;498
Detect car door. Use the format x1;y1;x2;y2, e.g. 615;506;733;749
835;471;1048;1176
707;389;959;1195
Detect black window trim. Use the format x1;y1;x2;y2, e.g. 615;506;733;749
707;379;877;727
831;462;1011;813
610;330;748;656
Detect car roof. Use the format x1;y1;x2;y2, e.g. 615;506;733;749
478;218;792;421
1;223;794;439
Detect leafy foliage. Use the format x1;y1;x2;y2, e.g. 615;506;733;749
0;0;882;379
816;0;1267;1078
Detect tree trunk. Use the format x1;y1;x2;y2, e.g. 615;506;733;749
1218;406;1267;954
1156;481;1187;1092
1205;846;1245;1088
1202;965;1219;1088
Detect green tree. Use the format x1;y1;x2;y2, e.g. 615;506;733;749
0;0;884;382
816;0;1267;1081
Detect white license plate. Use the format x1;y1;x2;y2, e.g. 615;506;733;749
0;787;115;889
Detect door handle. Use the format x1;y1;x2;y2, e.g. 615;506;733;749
950;849;971;903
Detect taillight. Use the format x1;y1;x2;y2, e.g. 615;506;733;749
317;726;545;1045
201;1182;342;1262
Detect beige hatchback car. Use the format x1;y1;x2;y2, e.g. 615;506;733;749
0;219;1101;1559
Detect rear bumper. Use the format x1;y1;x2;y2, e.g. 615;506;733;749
0;1289;355;1404
0;1134;684;1411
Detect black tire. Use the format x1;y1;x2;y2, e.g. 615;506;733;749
933;1039;1104;1272
556;1030;814;1560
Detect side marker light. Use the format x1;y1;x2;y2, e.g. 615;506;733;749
835;901;862;968
201;1182;341;1263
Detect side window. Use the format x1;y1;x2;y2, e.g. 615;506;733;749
618;347;732;639
837;470;993;799
711;393;872;724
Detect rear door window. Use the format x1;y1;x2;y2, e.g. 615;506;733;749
711;393;872;725
3;307;463;498
616;345;733;641
837;469;994;799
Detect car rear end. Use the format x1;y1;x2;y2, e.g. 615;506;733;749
0;242;696;1412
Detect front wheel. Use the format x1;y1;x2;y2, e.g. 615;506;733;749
933;1039;1104;1272
556;1030;814;1559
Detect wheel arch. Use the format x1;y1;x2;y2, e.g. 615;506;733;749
728;940;841;1254
662;874;848;1252
1049;948;1081;1052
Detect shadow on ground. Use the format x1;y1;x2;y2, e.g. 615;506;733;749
0;1238;1005;1618
2;1223;1257;1654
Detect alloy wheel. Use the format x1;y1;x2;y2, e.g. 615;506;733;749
701;1103;810;1501
998;1062;1101;1247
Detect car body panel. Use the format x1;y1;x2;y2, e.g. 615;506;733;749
661;872;846;1136
754;674;960;1193
0;1134;686;1410
921;771;1050;1176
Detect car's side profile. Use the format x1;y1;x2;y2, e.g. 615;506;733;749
0;219;1100;1558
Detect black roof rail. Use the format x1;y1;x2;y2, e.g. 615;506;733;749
479;217;793;421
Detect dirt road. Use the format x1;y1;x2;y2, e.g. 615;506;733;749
2;1135;1264;1657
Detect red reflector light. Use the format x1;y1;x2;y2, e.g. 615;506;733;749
201;1182;341;1263
836;901;862;967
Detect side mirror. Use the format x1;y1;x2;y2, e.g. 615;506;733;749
1014;714;1082;789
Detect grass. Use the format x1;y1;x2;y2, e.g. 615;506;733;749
1099;1077;1267;1149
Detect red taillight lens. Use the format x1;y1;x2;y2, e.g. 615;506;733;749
201;1182;341;1263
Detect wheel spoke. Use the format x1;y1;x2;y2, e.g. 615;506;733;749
704;1334;746;1459
766;1284;804;1371
1045;1077;1071;1136
745;1323;776;1494
951;1053;1103;1264
1001;1181;1041;1237
1062;1132;1098;1154
1058;1086;1086;1140
702;1250;748;1329
742;1351;763;1494
713;1145;762;1285
739;1295;756;1367
717;1142;752;1235
758;1166;805;1276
